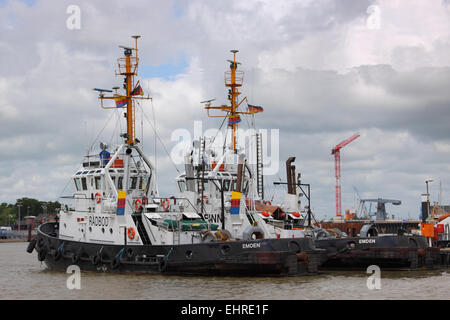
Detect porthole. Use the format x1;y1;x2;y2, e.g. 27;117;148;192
110;228;113;234
101;227;105;233
185;250;193;259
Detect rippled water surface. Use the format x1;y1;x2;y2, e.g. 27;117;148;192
1;242;449;300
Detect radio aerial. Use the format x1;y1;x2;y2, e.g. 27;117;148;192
200;98;216;107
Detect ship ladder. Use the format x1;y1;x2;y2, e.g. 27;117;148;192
158;247;174;272
256;133;264;199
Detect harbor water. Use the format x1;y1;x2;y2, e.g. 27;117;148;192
0;242;449;300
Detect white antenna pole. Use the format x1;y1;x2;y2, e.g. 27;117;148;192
84;120;89;155
147;80;157;175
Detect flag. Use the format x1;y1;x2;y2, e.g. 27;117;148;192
116;190;126;215
248;104;263;114
230;191;241;215
114;96;128;108
131;84;144;96
228;114;241;126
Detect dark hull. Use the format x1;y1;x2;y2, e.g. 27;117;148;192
315;235;442;270
31;222;326;276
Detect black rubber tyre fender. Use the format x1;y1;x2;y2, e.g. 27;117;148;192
26;238;36;253
126;248;134;260
37;237;45;248
158;260;167;272
53;249;62;261
111;257;121;269
38;246;47;261
72;254;80;264
91;253;101;265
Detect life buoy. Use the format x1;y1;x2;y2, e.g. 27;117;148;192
127;227;136;240
134;199;142;210
95;192;102;204
292;211;301;218
264;201;271;206
161;198;170;211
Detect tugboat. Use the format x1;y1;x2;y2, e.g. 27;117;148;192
27;36;325;276
272;158;442;270
169;47;442;271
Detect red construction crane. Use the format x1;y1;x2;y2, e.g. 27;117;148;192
332;133;360;217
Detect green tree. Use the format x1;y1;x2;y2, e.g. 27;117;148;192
0;198;62;226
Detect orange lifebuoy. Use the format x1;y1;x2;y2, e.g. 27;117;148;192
261;211;270;217
292;211;301;218
135;199;142;210
127;227;135;240
95;192;102;204
161;198;170;211
264;201;271;206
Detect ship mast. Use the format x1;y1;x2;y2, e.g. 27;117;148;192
203;50;253;152
96;35;151;145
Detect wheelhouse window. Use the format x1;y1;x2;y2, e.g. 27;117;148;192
178;180;186;193
81;177;88;190
223;179;230;191
141;176;149;190
130;177;138;190
95;176;101;190
74;178;82;191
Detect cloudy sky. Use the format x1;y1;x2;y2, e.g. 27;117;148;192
1;0;449;220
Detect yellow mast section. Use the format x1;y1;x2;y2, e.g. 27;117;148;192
204;50;255;152
97;35;151;145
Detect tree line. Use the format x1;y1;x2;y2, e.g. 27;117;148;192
0;198;61;226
